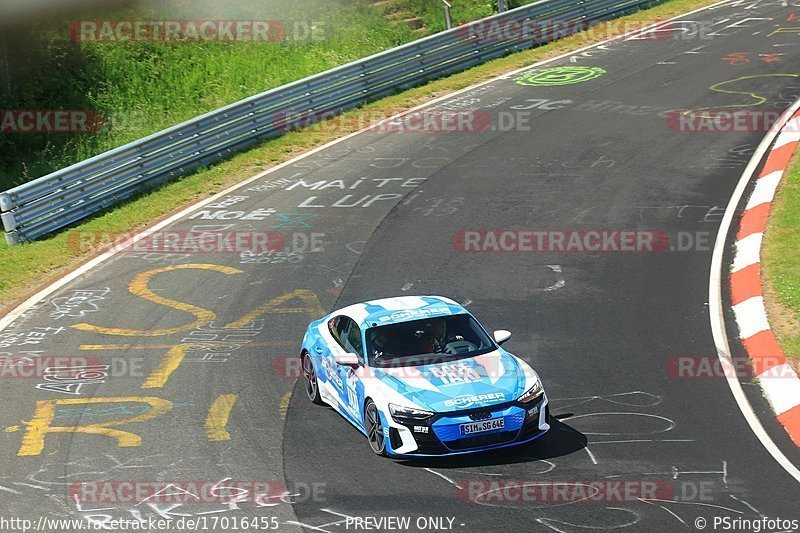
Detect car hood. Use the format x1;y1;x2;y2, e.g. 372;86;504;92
372;349;531;412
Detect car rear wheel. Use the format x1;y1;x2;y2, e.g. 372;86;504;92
302;352;323;405
364;400;388;456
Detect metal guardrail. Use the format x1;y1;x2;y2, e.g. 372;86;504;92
0;0;660;244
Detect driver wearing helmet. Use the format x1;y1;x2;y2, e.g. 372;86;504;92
419;319;463;354
370;329;390;358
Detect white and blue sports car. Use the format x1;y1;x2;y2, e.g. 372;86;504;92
299;295;550;457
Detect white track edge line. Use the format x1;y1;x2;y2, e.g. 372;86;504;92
709;97;800;484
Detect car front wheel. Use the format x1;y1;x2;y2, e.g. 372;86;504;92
364;400;388;456
302;352;323;405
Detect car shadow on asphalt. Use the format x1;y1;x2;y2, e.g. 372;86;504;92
394;416;587;469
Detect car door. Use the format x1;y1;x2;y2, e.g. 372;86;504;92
313;316;347;408
320;316;365;426
336;318;367;428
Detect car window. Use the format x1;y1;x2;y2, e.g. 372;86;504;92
328;316;364;360
365;313;495;367
328;316;347;346
344;320;364;358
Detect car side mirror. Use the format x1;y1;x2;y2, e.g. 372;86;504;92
334;352;360;366
493;330;512;345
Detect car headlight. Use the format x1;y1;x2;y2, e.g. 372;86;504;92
389;403;434;421
517;379;544;403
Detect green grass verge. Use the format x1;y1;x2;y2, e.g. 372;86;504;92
763;154;800;368
392;0;494;32
0;0;721;313
0;0;418;190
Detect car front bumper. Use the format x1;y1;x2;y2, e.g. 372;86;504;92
384;394;550;457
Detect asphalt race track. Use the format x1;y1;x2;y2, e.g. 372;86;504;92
2;1;800;531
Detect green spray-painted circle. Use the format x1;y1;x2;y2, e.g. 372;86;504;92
514;66;607;87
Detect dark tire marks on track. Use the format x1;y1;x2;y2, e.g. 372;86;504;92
284;2;800;531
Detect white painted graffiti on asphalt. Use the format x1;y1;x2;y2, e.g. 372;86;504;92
0;327;66;349
285;177;425;209
50;288;111;320
35;365;111;395
180;320;265;363
245;173;303;193
188;208;276;221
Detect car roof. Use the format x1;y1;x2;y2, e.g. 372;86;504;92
333;295;468;328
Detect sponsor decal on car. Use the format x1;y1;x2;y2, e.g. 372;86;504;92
321;355;342;389
379;307;453;322
444;392;506;409
429;362;482;386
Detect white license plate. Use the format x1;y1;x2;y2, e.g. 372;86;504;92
459;418;504;435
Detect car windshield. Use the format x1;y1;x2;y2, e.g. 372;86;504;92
365;313;496;367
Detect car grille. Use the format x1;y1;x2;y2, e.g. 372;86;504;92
415;438;449;454
433;411;524;442
468;410;492;421
444;430;518;451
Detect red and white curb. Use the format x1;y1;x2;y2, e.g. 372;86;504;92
730;109;800;447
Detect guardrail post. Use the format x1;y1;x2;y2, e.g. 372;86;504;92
443;0;453;30
2;210;18;234
0;192;12;212
4;231;20;246
2;209;20;245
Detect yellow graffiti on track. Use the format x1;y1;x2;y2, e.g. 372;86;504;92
205;394;238;441
80;343;269;389
224;289;325;329
689;74;800;116
279;391;292;420
768;28;800;37
140;344;194;389
71;264;243;336
17;397;172;456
